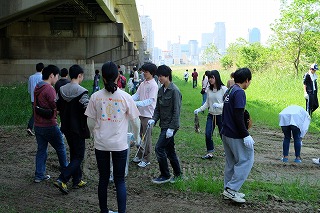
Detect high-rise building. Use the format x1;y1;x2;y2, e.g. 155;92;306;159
201;33;214;48
140;15;154;62
213;22;226;55
248;27;261;43
188;40;199;65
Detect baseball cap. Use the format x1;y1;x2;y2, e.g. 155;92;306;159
310;63;318;70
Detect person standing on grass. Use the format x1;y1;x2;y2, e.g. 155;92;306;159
54;65;90;194
183;69;189;82
303;63;319;116
221;67;254;203
54;68;70;93
33;65;68;183
85;61;140;213
27;62;44;136
131;62;158;168
192;68;198;88
279;105;310;163
92;69;101;94
194;70;228;159
148;65;182;184
201;71;210;105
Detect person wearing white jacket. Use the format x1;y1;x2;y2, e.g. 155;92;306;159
194;70;228;159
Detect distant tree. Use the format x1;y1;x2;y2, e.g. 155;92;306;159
270;0;320;75
220;55;233;70
201;43;220;64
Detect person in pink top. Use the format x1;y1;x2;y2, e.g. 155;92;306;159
131;62;158;168
85;61;140;213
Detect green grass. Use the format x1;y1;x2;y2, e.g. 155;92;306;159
1;65;320;209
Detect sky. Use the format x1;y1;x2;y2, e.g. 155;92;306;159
136;0;281;50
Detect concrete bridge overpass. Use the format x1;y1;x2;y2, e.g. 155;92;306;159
0;0;143;84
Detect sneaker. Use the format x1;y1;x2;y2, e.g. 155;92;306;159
201;153;213;159
281;157;288;163
72;180;87;189
223;191;245;199
34;175;50;183
138;161;150;168
132;156;141;163
54;180;69;194
108;210;118;213
27;129;35;136
294;158;302;163
222;188;246;203
152;176;170;184
312;158;320;165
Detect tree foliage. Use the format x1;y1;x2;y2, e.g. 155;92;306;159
201;43;220;64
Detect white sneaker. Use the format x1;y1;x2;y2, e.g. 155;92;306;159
222;188;246;203
108;210;118;213
138;161;150;168
223;191;245;199
132;157;141;163
312;158;320;165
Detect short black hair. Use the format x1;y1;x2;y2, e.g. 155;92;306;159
102;61;118;93
60;68;68;77
95;69;100;75
157;65;172;81
36;63;44;72
69;64;84;79
234;68;252;84
42;65;60;80
141;62;157;76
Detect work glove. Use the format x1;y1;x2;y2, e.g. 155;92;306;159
147;119;155;127
304;92;309;100
166;128;174;138
243;135;255;149
212;103;220;109
194;109;201;114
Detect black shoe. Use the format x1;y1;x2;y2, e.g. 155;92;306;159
201;153;213;159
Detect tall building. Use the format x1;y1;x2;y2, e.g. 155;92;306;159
171;43;182;65
213;22;226;55
248;27;261;43
201;33;214;48
140;15;154;62
188;40;199;65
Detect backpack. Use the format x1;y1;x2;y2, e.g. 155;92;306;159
120;76;126;88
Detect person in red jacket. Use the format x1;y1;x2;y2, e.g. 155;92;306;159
192;68;198;88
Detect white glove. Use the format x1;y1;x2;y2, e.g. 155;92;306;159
166;128;174;138
304;92;309;100
243;135;255;149
212;103;220;109
194;109;200;114
147;119;155;127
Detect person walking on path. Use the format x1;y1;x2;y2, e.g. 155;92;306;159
279;105;310;163
131;62;158;168
148;65;183;184
192;68;198;88
221;67;254;203
33;65;68;183
194;70;228;159
201;71;210;105
183;69;189;82
303;63;319;116
85;61;140;213
54;65;90;194
27;62;44;136
54;68;70;93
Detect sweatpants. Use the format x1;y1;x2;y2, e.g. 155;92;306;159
222;134;254;191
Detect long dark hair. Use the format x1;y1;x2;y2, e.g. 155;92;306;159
101;61;119;93
208;70;225;91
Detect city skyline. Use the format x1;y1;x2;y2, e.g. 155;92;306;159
136;0;281;50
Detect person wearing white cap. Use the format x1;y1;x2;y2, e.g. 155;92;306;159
303;63;319;116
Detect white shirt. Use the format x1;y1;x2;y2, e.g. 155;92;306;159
85;88;140;151
199;86;228;115
279;105;311;138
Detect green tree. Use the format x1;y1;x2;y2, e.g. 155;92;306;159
270;0;320;75
201;43;220;64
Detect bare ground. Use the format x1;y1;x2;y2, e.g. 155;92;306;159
0;124;320;213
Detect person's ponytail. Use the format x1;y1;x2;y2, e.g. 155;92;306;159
101;61;119;94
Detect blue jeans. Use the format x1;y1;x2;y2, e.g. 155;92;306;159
27;102;34;130
58;132;85;185
205;114;222;152
95;149;127;213
202;92;207;105
34;125;68;180
281;125;301;157
155;128;182;178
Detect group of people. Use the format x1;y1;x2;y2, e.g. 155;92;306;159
27;61;182;213
183;68;199;88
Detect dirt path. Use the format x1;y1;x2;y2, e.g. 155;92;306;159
0;125;319;212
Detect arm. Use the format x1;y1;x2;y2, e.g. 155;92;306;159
168;89;181;129
234;108;249;138
135;98;154;107
130;116;141;143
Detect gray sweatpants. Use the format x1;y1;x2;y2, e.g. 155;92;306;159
222;134;254;191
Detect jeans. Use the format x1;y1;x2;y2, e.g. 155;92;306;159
202;92;207;105
34;125;68;180
155;128;181;178
95;149;127;213
205;114;222;152
27;102;34;130
133;82;139;93
281;125;301;157
193;80;197;88
58;132;85;185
